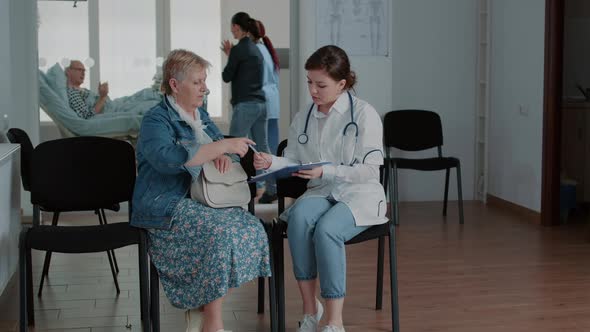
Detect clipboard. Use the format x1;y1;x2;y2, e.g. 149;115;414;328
247;161;331;183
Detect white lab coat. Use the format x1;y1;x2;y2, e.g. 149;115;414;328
270;92;388;226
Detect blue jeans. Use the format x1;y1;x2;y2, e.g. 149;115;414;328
230;101;269;189
267;118;279;155
287;197;369;299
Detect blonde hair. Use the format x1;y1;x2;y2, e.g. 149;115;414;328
161;49;211;95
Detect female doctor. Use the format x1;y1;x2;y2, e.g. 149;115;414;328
253;45;387;332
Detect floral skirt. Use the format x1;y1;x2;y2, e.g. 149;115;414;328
147;198;271;309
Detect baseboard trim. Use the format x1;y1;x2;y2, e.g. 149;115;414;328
487;194;541;224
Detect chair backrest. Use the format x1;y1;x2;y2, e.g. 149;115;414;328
30;136;136;212
225;134;257;200
240;147;257;200
276;139;308;203
383;110;443;151
6;128;34;191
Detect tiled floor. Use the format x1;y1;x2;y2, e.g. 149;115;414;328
3;201;590;331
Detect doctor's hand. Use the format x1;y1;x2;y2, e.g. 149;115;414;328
213;155;231;174
221;137;254;158
253;152;272;170
294;167;323;180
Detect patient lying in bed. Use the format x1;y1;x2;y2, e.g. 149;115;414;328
39;62;162;137
65;60;162;119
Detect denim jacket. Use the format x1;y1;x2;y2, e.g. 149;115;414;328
130;98;225;229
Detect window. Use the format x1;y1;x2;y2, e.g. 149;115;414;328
38;1;91;122
37;0;224;122
99;0;156;98
170;0;223;118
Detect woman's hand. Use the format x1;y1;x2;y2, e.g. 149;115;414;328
294;167;323;180
221;40;233;56
253;152;273;170
221;137;254;157
213;155;231;174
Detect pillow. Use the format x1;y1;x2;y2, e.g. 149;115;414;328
45;63;68;103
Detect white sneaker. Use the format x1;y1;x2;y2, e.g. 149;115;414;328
320;325;345;332
297;299;324;332
185;309;203;332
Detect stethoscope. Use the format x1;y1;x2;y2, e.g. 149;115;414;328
298;91;359;165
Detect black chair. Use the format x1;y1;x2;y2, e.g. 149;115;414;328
225;135;271;317
272;139;400;332
6;128;33;192
383;110;464;225
240;148;273;316
19;136;150;331
7;128;121;296
148;148;278;332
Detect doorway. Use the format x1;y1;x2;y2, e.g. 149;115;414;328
542;0;590;226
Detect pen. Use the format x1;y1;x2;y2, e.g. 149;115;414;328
248;144;259;154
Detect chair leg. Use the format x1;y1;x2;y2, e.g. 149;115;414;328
390;163;400;226
38;212;60;297
27;246;34;326
150;261;161;332
32;205;41;228
97;210;120;293
274;223;286;332
19;229;30;331
376;236;385;310
389;227;400;332
382;160;389;194
38;252;52;297
106;249;121;294
443;168;450;217
265;221;278;332
268;276;277;332
43;212;60;277
99;209;119;274
138;231;150;332
257;277;265;314
456;163;465;225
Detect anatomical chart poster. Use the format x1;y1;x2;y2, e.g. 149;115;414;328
316;0;389;56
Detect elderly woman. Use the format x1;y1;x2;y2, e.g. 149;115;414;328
131;49;271;332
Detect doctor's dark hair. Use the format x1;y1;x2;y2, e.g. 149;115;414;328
305;45;356;90
231;12;251;32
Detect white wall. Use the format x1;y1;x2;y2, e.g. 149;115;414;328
0;1;12;123
2;0;39;215
297;0;477;201
488;0;545;211
26;0;549;209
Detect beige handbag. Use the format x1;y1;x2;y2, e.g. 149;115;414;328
190;161;251;208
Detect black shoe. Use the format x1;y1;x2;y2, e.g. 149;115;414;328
258;192;278;204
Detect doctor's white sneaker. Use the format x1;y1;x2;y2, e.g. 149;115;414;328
296;298;324;332
320;325;345;332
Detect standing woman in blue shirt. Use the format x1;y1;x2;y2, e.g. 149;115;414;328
250;19;281;203
222;12;270;198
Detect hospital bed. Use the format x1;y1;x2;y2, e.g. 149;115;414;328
39;63;161;144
